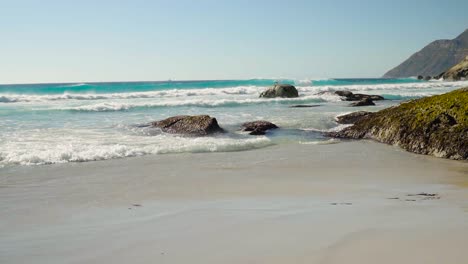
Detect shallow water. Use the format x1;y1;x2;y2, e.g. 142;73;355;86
1;78;467;167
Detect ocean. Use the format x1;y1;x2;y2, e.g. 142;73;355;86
1;78;467;167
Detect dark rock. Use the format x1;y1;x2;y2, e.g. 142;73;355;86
259;84;299;98
435;72;446;80
417;75;424;80
424;76;432;81
407;193;438;197
335;111;373;124
151;115;224;136
335;90;354;98
334;91;384;101
354;94;384;101
248;129;266;135
423;196;441;200
289;104;321;108
350;98;375;107
241;121;278;135
328;88;468;160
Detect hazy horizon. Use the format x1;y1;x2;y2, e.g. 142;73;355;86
1;0;467;84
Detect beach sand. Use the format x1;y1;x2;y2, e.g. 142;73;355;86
1;141;467;264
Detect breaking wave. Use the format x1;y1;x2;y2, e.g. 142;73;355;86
59;96;335;112
0;132;273;166
1;80;467;104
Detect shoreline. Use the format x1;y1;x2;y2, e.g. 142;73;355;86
1;141;467;264
2;79;468;168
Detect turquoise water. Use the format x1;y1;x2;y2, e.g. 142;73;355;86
1;78;466;167
0;78;419;95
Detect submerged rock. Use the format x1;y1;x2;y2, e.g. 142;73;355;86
334;91;353;98
335;111;373;124
259;84;299;98
328;88;468;160
349;98;375;107
334;91;384;101
241;121;278;135
289;104;321;108
151;115;224;136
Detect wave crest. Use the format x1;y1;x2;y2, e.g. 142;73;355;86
2;80;467;104
59;95;334;112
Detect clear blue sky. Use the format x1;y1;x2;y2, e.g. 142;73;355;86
1;0;467;83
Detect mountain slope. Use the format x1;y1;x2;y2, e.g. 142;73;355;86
383;29;468;78
441;56;468;80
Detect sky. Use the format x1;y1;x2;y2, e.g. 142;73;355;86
0;0;467;84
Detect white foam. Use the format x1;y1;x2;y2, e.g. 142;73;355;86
296;79;314;85
299;139;341;145
63;83;88;87
302;124;353;133
56;95;337;112
0;96;19;103
299;80;468;93
0;129;273;166
0;131;272;166
0;86;262;103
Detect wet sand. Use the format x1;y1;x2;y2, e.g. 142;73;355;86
0;141;467;264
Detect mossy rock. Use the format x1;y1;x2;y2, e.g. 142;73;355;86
329;88;468;160
259;84;299;98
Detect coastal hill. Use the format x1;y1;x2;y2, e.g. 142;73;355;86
440;55;468;80
383;29;468;78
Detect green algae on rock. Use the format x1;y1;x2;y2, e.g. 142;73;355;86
329;88;468;160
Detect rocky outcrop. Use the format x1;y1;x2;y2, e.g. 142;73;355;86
241;121;278;135
259;84;299;98
329;88;468;160
350;98;376;107
334;91;384;101
336;111;373;124
383;29;468;78
441;56;468;80
151;115;224;136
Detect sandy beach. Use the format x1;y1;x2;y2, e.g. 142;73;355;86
1;141;467;264
2;1;467;263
